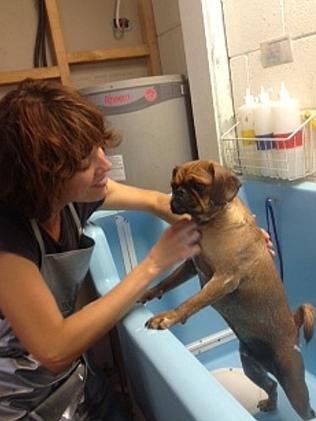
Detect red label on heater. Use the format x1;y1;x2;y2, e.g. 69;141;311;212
104;94;131;106
274;130;303;149
144;87;157;102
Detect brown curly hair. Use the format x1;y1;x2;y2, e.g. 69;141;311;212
0;78;120;221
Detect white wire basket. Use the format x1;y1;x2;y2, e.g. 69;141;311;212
221;112;316;181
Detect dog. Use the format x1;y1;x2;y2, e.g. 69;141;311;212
141;159;315;420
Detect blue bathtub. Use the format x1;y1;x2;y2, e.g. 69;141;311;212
87;179;316;421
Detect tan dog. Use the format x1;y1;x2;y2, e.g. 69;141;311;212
141;160;315;420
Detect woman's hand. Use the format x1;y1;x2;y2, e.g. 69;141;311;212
102;180;187;224
260;228;275;257
146;220;200;276
252;214;275;257
151;192;191;224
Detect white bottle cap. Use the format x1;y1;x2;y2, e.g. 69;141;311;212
254;87;272;136
279;82;290;102
258;86;270;105
238;88;255;132
244;88;255;107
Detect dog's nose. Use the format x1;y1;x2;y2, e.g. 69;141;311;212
171;194;188;214
171;199;184;214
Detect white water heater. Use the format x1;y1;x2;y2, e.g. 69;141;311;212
80;74;197;192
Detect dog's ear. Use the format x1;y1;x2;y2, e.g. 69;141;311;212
209;163;241;205
172;166;179;179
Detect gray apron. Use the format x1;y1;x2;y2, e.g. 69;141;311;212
0;204;94;420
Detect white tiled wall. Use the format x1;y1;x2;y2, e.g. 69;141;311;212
223;0;283;58
223;0;316;111
285;0;316;37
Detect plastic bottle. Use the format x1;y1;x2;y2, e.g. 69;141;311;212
254;87;275;177
238;89;259;175
272;83;304;179
239;88;255;139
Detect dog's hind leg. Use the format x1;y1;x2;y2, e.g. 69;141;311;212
239;343;278;412
274;347;315;420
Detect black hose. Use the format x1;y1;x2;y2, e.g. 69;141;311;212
34;0;47;68
265;197;284;282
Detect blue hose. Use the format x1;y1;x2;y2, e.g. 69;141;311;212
265;197;284;282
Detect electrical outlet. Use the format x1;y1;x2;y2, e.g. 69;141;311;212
112;17;133;31
260;36;293;68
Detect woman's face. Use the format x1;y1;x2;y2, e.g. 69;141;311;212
60;147;112;205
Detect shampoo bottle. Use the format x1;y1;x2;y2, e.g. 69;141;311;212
254;87;275;177
238;89;260;175
272;83;304;179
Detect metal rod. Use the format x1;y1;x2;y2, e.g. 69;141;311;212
186;328;236;356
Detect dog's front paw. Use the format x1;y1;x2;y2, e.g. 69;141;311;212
139;286;164;304
257;398;277;412
145;310;179;329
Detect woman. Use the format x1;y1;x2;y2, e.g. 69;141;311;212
0;79;201;420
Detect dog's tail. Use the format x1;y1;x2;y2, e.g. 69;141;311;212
293;304;315;343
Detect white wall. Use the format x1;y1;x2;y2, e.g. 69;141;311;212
224;0;316;111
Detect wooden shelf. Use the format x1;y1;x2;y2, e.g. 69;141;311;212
67;45;150;65
0;0;161;87
0;66;61;87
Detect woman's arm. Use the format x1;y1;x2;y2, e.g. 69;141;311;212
102;180;275;254
0;220;200;374
101;179;187;224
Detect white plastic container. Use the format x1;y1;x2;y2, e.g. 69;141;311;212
272;83;304;179
238;89;260;175
254;87;275;177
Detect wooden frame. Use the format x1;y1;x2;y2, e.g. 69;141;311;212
0;0;161;87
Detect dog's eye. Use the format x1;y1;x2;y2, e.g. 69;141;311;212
193;183;206;193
